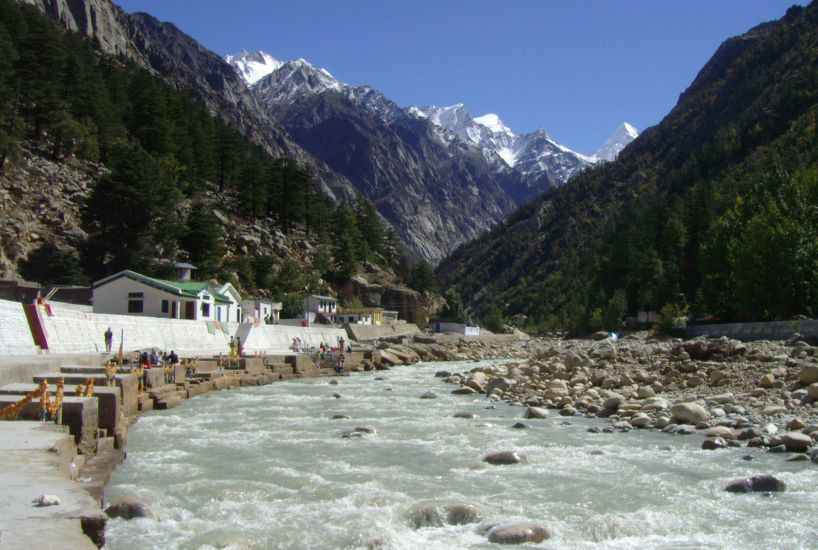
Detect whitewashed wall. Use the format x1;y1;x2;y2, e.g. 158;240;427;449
0;299;38;355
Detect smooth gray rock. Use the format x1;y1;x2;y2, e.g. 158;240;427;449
487;521;552;544
524;406;549;420
483;451;528;465
671;402;710;424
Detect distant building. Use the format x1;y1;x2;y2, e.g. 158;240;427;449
92;269;236;321
328;307;384;326
431;319;480;336
214;282;242;322
242;298;282;323
305;295;338;322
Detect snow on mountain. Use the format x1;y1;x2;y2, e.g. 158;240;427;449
228;50;637;187
593;122;639;161
412;103;593;184
224;49;283;85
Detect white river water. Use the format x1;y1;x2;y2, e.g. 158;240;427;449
104;360;818;549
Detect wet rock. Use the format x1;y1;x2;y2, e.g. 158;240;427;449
483;451;528;465
487;521;552;544
786;454;810;462
670;402;710;424
559;407;577;417
454;411;478;419
724;475;786;493
105;496;153;519
329;379;339;385
511;422;529;429
420;391;437;399
524;407;549;420
331;393;342;399
587;426;602;433
331;414;350;420
702;438;728;450
406;501;483;529
629;413;652;429
452;387;477;395
354;426;377;434
435;370;452;378
780;432;813;452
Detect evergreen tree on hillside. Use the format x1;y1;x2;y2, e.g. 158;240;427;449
181;202;224;278
82;144;182;276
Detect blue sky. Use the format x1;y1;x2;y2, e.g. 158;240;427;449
116;1;803;155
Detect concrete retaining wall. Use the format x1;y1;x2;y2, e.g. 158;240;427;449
686;319;818;341
346;323;420;342
37;301;236;355
237;324;348;354
0;299;38;355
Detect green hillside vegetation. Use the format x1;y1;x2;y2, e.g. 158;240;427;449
438;4;818;333
0;0;408;296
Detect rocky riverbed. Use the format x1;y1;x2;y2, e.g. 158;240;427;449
392;331;818;464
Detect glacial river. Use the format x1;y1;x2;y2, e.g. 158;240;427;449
105;360;817;549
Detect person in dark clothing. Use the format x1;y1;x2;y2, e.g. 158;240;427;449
104;327;113;353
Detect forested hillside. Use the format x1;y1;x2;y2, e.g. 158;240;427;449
0;0;409;300
438;3;818;332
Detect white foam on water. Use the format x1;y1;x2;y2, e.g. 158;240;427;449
106;360;818;549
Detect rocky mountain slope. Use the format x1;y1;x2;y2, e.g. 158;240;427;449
230;50;637;218
438;3;818;328
239;54;523;263
18;0;361;204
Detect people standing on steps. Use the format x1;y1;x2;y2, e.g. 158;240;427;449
104;327;113;353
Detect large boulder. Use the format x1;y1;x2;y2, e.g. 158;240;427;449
105;496;153;519
670;402;710;424
724;475;786;493
487;521;552;544
524;407;549;420
780;432;813;452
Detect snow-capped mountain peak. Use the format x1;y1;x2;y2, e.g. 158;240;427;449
593;122;639;161
224;49;283;85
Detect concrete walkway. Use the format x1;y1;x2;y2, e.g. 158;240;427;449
0;421;101;549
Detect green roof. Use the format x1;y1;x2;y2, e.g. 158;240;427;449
94;270;232;303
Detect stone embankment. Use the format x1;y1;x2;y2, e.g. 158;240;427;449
411;331;818;466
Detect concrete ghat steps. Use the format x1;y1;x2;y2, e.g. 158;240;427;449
0;395;99;456
0;383;122;449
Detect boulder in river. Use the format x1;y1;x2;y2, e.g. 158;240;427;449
483;451;528;465
780;431;813;452
406;501;483;529
420;391;437;399
670;402;710;424
105;496;153;519
524;406;549;420
486;521;552;544
724;475;786;493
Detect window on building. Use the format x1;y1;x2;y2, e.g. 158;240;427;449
201;302;210;317
161;300;169;313
128;292;144;313
216;307;222;321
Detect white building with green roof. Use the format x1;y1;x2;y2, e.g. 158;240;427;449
91;270;240;322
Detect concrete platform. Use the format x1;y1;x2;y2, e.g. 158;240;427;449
0;395;99;457
32;373;138;418
1;384;121;448
0;422;102;549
